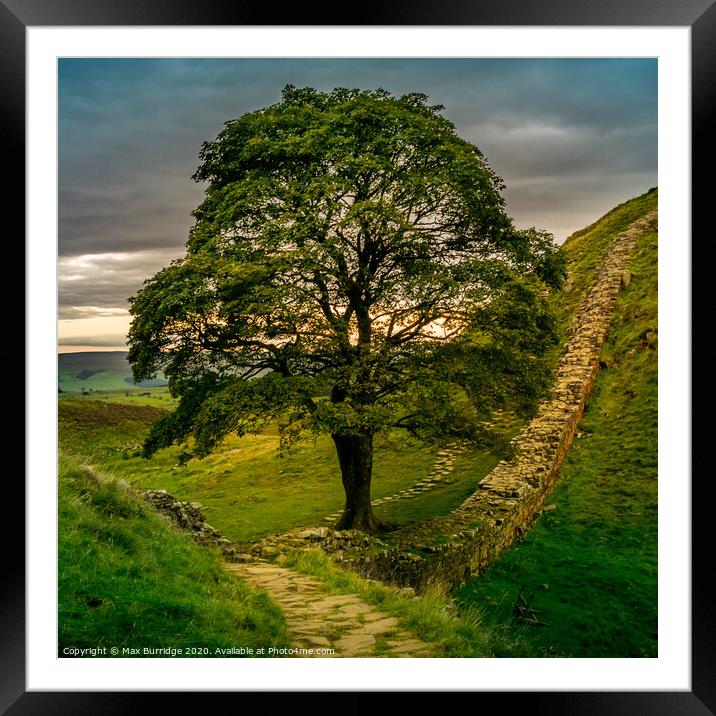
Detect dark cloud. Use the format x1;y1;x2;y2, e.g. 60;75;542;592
58;249;181;319
59;58;657;326
59;182;199;256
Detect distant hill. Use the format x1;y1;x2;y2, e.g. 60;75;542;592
58;351;167;393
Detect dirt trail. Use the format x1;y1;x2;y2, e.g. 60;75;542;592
225;561;438;658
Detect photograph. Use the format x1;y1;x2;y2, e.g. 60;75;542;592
56;56;659;660
11;12;704;709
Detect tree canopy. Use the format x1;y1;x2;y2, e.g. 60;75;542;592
128;85;565;531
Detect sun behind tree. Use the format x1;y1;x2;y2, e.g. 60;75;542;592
128;85;565;533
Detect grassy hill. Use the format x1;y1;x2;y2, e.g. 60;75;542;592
58;452;290;655
58;351;167;393
454;188;658;657
59;397;509;543
59;452;539;658
56;189;658;658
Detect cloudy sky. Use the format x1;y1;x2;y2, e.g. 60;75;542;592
58;58;657;352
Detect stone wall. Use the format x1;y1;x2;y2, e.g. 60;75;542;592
143;489;238;559
335;209;658;593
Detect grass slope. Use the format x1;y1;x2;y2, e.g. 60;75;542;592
59;452;290;656
59;397;515;542
454;189;658;657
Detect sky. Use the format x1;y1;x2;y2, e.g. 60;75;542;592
58;58;657;352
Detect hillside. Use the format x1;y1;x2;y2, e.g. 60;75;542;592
58;351;167;393
56;189;658;659
58;452;290;655
455;188;658;656
58;397;502;543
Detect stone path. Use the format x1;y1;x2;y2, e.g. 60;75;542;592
225;561;438;657
323;441;468;524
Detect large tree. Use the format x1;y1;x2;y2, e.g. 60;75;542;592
128;86;565;533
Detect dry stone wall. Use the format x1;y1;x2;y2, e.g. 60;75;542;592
337;209;658;593
143;489;238;559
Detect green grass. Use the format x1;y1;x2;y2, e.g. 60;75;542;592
282;549;536;657
552;187;657;331
58;452;291;656
374;446;504;526
454;191;658;658
59;398;515;542
59;387;176;408
59;400;170;454
59;371;149;393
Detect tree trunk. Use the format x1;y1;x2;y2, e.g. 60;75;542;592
331;433;386;533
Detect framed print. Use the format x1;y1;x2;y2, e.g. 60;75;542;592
9;1;708;712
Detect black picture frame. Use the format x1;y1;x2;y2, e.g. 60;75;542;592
8;1;708;712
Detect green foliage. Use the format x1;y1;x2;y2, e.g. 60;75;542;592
58;453;290;655
128;85;564;461
455;190;658;657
